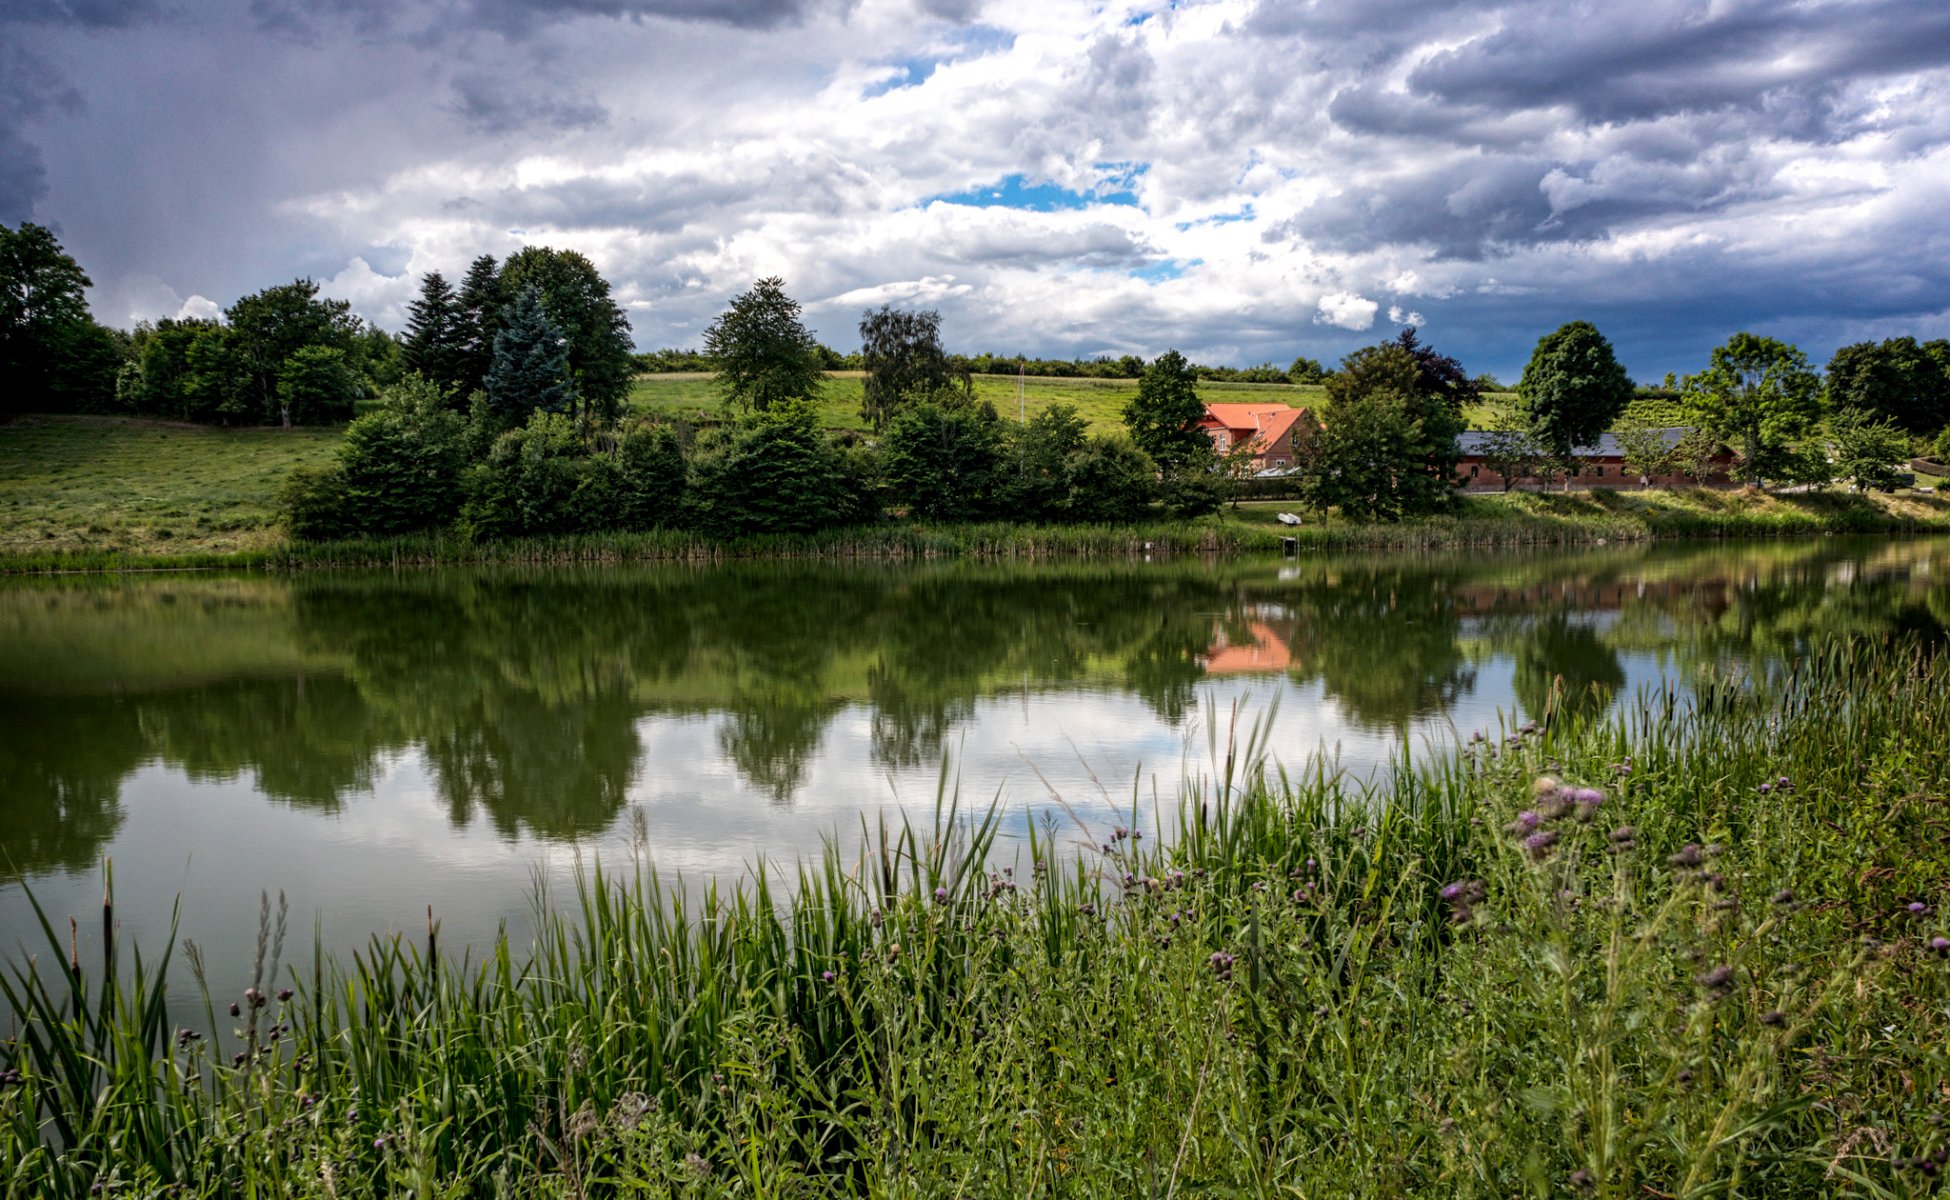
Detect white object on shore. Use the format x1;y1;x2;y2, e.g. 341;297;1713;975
1276;512;1304;526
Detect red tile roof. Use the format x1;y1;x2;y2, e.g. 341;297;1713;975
1197;403;1310;450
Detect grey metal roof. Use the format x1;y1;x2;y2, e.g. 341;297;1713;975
1457;427;1692;458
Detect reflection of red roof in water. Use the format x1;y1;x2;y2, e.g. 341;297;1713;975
1198;621;1293;674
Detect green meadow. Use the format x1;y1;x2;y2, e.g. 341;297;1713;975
628;371;1327;433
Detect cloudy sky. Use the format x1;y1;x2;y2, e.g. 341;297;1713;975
7;0;1950;379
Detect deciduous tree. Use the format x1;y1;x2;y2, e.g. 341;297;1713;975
1122;348;1207;469
1516;321;1634;462
1681;332;1821;486
1824;337;1950;435
859;305;964;431
704;277;825;413
225;279;358;425
0;222;118;414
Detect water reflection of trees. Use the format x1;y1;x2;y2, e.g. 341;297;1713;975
1;538;1944;874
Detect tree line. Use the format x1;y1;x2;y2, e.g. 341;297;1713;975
8;221;1950;534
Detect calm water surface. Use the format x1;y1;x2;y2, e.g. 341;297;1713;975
3;538;1947;1001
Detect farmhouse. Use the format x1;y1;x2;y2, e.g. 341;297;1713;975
1457;428;1734;492
1196;403;1318;472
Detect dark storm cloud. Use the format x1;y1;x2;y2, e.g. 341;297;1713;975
0;0;159;27
1407;0;1950;128
0;45;81;224
915;0;982;21
458;0;814;35
450;75;609;134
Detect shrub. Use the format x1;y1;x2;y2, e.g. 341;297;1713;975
458;412;593;540
685;398;876;537
333;376;468;534
1062;432;1157;523
613;423;687;531
880;398;1004;521
277;466;354;542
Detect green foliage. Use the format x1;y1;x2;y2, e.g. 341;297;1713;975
401;270;468;398
1061;432;1158;522
1158;459;1223;518
1300;387;1420;518
1825;336;1950;435
1827;407;1910;491
274;344;361;426
224;279;359;425
498;245;636;426
459;412;608;539
1516;320;1634;459
613;423;687;531
484;285;574;426
279;375;468;540
1611;422;1678;481
685;399;877;536
1308;342;1465;517
41;317;125;414
1122;348;1206;469
859;305;965;431
337;376;468;532
1288;355;1327;385
1671;428;1725;485
996;403;1089;521
703;276;826;413
880;398;1005;521
1934;426;1950;464
1681;332;1822;486
276;466;355;542
0;222;115;415
454;253;504;398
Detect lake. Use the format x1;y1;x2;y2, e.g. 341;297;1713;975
3;537;1946;1002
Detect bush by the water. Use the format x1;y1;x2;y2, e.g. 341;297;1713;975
6;638;1950;1195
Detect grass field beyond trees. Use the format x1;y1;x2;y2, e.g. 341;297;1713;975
627;371;1331;433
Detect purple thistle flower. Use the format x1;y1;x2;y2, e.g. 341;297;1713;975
1695;964;1735;990
821;971;835;983
1523;830;1560;860
277;987;293;1003
1758;782;1772;794
933;886;949;904
1440;882;1465;902
1910;902;1930;915
1931;938;1950;955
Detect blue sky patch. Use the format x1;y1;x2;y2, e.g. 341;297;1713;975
1130;258;1201;283
863;25;1016;98
927;171;1143;212
1176;204;1254;231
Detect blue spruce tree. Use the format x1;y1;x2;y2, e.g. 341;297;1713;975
485;284;572;424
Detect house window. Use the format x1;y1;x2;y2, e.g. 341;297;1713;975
1470;465;1479;477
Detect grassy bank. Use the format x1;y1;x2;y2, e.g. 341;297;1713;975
6;638;1950;1196
6;413;1950;573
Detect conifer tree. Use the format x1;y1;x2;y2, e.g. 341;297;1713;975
485;285;572;424
456;254;503;397
402;271;467;398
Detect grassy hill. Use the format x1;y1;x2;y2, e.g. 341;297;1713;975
0;415;340;560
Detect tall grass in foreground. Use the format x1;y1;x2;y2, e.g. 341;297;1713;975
6;640;1950;1196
